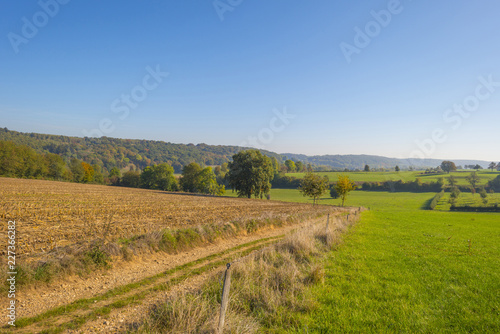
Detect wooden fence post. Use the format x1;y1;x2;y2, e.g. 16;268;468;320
326;213;330;234
218;263;232;334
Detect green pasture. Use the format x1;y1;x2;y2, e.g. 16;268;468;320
435;192;500;211
286;170;499;186
225;188;500;333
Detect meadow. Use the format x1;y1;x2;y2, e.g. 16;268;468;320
435;192;500;211
227;187;500;332
287;170;499;186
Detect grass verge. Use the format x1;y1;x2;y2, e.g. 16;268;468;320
138;215;356;333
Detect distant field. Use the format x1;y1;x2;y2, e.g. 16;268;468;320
435;192;500;211
287;170;499;186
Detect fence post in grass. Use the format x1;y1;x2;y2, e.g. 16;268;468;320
326;213;330;234
218;263;232;334
326;214;330;245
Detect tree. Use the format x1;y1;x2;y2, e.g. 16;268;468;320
92;164;104;184
109;167;121;178
295;161;304;172
449;186;461;205
197;167;225;195
440;161;457;173
180;162;203;192
335;174;357;206
69;159;85;183
364;165;370;172
298;172;329;205
330;185;339;199
466;171;480;196
121;170;140;188
45;153;67;180
227;150;274;199
488;162;497;171
140;163;178;191
479;188;488;205
395;165;400;172
473;164;482;170
271;157;280;175
447;175;457;187
285;160;296;173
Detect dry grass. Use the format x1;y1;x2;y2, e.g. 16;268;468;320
139;216;356;333
0;177;339;260
0;177;346;291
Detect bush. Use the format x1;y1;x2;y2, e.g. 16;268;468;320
429;191;445;210
330;185;339;199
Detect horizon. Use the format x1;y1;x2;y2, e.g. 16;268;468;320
1;126;496;164
2;1;500;161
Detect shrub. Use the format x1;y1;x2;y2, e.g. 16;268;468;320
429;190;445;210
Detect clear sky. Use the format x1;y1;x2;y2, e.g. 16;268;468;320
1;0;499;161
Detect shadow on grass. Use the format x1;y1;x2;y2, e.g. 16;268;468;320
421;197;433;210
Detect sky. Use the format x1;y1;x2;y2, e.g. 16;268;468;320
1;0;499;161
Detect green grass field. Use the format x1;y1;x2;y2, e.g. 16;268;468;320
226;189;500;333
435;192;500;211
286;170;499;186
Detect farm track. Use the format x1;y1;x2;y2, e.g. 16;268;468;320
6;215;342;334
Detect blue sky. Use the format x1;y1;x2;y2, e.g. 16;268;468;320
1;0;499;161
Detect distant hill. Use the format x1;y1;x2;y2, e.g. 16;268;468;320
0;128;282;173
282;153;491;170
0;128;491;173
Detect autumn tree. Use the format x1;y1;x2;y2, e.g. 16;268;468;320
298;172;329;205
335;174;357;206
285;159;296;173
227;150;274;199
440;161;457;173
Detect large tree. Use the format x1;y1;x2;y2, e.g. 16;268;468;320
440;161;457;173
364;164;370;172
180;162;203;192
335;174;357;206
298;172;329;205
140;163;178;191
488;162;497;171
226;150;274;199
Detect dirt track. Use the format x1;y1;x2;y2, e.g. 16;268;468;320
8;209;358;334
